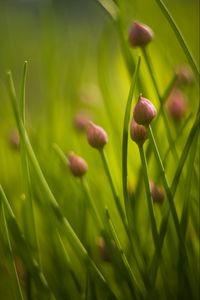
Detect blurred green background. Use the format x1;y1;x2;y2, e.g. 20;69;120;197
0;0;199;299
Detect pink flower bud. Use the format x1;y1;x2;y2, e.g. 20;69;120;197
150;182;165;204
8;129;20;149
130;119;148;147
74;111;91;132
68;152;88;177
87;122;108;149
129;21;154;48
98;237;110;262
133;95;157;126
175;65;194;86
167;89;187;122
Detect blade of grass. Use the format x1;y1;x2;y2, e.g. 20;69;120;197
0;185;56;299
19;62;40;300
6;70;117;300
1;201;24;300
142;48;179;161
105;207;145;299
154;0;199;79
122;56;141;230
138;146;158;246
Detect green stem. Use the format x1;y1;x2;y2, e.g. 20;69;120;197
139;146;158;246
0;185;56;299
148;126;182;243
6;71;116;299
154;0;199;79
122;56;141;229
1;201;24;300
105;208;144;299
81;179;103;230
142;48;178;160
99;149;127;227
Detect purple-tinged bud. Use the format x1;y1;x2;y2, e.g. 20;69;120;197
74;111;91;132
175;65;194;86
130;119;148;147
129;21;154;48
87;121;108;149
15;257;27;285
68;152;88;177
8;129;20;149
133;95;157;126
150;182;165;204
167;89;187;122
98;237;110;262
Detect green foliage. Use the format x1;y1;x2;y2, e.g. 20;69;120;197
0;1;199;299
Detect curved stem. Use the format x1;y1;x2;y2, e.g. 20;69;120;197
154;0;199;79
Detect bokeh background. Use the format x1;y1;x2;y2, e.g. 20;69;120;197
0;0;199;299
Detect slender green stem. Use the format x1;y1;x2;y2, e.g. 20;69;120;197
81;179;103;230
99;149;127;226
105;208;144;299
19;61;27;124
1;201;24;300
154;0;199;79
142;48;178;160
148;126;182;242
149;114;199;284
122;56;141;229
139;146;158;246
6;71;116;299
0;185;56;299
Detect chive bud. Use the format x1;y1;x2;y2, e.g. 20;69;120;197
98;237;110;262
167;89;187;122
133;95;157;126
175;65;194;86
74;111;91;132
68;152;88;177
8;129;20;149
87;121;108;149
130;119;148;147
128;21;154;48
150;182;165;204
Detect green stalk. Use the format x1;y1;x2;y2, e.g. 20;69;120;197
99;149;127;227
1;201;24;300
0;185;56;299
149;114;199;284
154;0;199;79
6;71;117;299
139;146;158;246
142;47;178;160
19;61;40;299
148;126;183;244
81;179;103;230
105;208;144;299
122;56;141;229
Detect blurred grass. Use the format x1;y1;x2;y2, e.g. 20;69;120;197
0;0;199;299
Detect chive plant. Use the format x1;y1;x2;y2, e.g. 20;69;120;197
0;1;199;299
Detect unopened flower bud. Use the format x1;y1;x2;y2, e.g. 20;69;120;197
175;65;194;86
68;152;88;177
133;95;157;126
129;21;154;48
98;237;110;262
150;182;165;204
87;121;108;149
130;119;148;147
74;111;91;132
8;129;20;149
167;89;187;122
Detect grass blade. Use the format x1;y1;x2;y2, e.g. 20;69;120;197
154;0;199;79
122;56;141;228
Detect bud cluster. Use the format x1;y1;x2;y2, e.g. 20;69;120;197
130;95;157;147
